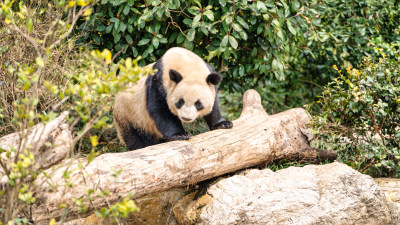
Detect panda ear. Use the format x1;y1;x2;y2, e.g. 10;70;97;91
169;69;183;84
206;73;222;85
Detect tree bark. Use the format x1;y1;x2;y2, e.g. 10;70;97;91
32;89;336;224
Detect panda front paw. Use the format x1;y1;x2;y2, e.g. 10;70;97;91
166;132;191;141
211;120;233;130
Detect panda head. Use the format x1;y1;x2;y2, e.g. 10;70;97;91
160;47;222;123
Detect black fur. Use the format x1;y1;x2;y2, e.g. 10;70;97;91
175;98;184;109
169;69;182;83
204;85;233;130
194;100;204;111
114;117;162;150
206;73;222;85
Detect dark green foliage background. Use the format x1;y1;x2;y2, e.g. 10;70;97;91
76;0;400;113
305;0;400;86
76;0;319;113
74;0;400;176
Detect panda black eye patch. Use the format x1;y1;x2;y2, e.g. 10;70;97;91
194;100;204;111
175;98;184;109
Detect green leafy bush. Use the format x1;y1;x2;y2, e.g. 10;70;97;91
76;0;313;90
306;0;400;83
75;0;400;114
309;50;400;177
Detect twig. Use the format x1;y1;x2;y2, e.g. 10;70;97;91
1;21;44;57
112;48;126;62
72;117;98;146
49;1;99;50
0;159;10;178
227;2;236;36
43;15;62;48
360;158;375;173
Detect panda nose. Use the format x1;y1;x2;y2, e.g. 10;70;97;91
181;117;192;122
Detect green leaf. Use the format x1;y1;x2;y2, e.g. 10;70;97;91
220;35;228;47
128;25;133;33
176;32;185;43
239;30;248;40
36;57;44;67
257;25;263;35
291;0;300;11
173;0;180;8
138;38;150;46
265;1;275;7
192;14;201;27
187;28;196;41
233;23;242;32
286;20;296;35
128;0;135;6
263;14;270;21
256;1;267;10
113;0;122;6
26;18;33;33
114;20;120;30
169;32;178;42
114;33;121;43
159;38;168;44
203;10;214;21
201;25;208;35
228;35;238;49
157;7;163;17
123;4;130;15
184;38;194;50
93;34;101;44
105;24;113;33
277;29;285;41
152;37;159;48
236;16;249;29
119;22;126;32
192;0;202;8
125;34;133;44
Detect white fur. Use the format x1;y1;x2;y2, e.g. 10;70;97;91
161;47;216;122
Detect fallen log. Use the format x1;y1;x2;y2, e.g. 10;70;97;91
32;89;336;224
0;112;72;184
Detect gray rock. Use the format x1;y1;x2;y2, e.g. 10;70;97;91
182;162;391;225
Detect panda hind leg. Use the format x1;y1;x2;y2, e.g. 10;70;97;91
120;123;161;150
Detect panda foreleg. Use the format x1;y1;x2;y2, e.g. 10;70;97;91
150;108;190;141
204;94;233;130
147;98;190;141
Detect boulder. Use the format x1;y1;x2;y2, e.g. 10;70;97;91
174;162;391;225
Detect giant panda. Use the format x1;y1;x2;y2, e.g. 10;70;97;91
113;47;233;150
